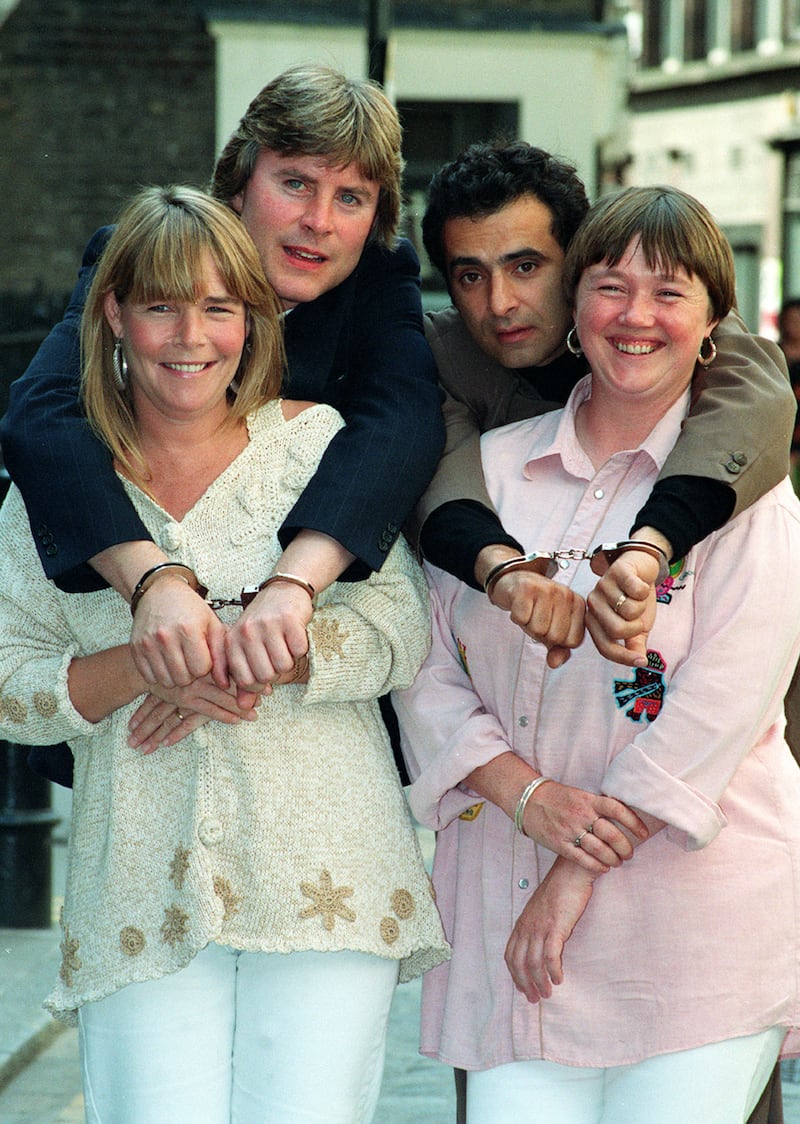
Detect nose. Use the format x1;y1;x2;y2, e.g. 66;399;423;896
174;307;205;347
300;193;334;235
488;272;518;318
619;290;655;325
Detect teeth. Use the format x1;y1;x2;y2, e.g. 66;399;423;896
167;363;207;372
291;248;324;262
614;341;656;355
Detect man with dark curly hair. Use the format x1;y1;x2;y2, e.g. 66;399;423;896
413;140;793;672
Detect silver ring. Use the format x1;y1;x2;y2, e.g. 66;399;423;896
614;593;627;614
587;818;598;834
573;830;587;848
176;710;185;722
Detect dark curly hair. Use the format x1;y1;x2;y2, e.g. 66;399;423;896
422;140;590;283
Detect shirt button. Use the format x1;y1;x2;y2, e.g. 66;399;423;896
593;488;605;500
518;715;529;727
518;878;529;890
558;558;570;570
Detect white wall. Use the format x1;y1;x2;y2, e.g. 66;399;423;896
208;20;629;199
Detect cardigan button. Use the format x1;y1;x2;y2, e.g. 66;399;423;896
198;817;222;846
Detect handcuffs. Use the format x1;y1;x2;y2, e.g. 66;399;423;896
483;540;670;600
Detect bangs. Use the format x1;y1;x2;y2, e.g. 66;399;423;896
116;212;264;309
594;196;704;279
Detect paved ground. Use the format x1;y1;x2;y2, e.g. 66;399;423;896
0;791;455;1122
3;786;800;1121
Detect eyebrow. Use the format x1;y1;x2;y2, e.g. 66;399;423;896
449;247;547;271
277;165;377;201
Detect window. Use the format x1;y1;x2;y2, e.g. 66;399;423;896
397;100;519;291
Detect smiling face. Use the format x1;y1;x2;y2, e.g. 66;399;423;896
104;252;248;427
574;239;718;412
443;194;572;369
231;149;380;310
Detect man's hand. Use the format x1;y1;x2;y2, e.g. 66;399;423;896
505;858;596;1003
521;779;648;872
225;581;312;699
131;576;229;688
585;530;671;667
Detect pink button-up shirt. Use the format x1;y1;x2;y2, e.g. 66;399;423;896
395;378;800;1070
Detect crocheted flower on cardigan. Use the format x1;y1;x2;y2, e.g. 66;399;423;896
299;869;356;931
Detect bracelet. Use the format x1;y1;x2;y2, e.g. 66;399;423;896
588;540;670;586
484;552;558;600
241;572;317;609
513;775;553;836
130;562;208;617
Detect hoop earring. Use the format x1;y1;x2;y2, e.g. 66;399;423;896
112;338;128;389
566;326;583;356
698;336;717;368
230;337;252;394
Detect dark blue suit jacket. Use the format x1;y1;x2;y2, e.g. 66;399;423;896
1;229;444;590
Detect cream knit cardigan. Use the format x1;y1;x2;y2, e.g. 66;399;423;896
0;401;449;1023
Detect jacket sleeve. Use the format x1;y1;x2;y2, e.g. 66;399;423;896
654;310;794;517
0;228;152;591
278;239;445;578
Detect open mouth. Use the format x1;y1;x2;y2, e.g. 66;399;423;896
163;363;210;373
613;340;658;355
285;246;326;264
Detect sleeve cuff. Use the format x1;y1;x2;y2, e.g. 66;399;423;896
603;743;727;850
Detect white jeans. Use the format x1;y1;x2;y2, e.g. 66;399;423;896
466;1026;785;1124
78;943;399;1123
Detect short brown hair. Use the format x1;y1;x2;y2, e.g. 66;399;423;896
564;185;736;322
211;64;403;247
81;185;285;490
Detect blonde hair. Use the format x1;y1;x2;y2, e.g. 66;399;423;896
211;64;403;246
81;185;285;489
564;185;736;321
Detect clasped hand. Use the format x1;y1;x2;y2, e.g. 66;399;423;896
521;779;648;874
489;547;661;669
128;577;311;751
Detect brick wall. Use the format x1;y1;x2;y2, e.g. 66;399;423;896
0;0;215;300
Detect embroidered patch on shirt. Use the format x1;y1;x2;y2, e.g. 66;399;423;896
59;923;81;987
613;650;666;723
120;927;145;957
309;617;349;660
160;904;190;946
656;558;691;605
169;845;191;890
299;869;356;930
459;803;484;822
213;875;243;922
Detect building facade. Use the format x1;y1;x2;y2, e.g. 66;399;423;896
623;0;800;334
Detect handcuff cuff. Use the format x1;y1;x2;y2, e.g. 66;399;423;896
483;540;670;601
